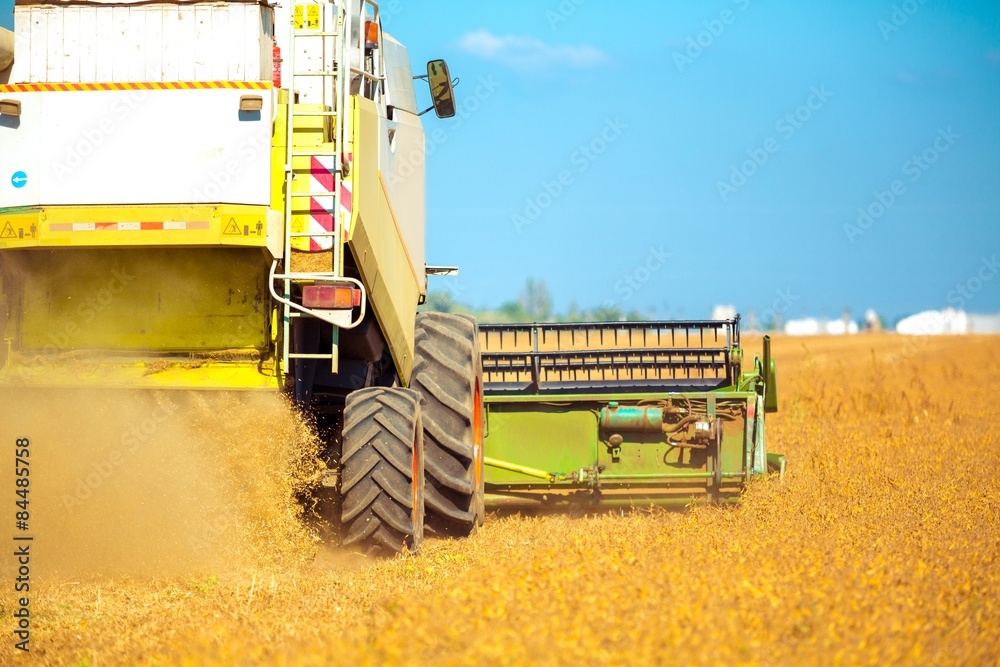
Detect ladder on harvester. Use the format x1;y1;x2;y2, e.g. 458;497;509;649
269;0;364;380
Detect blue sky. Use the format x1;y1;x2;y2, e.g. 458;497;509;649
4;1;999;322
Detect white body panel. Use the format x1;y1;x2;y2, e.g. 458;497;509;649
10;3;272;84
383;108;426;285
0;87;273;207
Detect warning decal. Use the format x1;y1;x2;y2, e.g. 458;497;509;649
293;4;321;29
0;223;15;239
223;219;242;235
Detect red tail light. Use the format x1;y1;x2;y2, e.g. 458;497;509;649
302;285;360;309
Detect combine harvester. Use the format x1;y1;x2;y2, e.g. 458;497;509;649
0;0;781;556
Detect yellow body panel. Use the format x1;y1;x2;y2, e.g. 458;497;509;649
4;358;278;390
0;205;275;250
0;247;277;389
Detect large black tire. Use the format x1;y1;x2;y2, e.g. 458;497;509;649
410;312;485;537
341;387;425;557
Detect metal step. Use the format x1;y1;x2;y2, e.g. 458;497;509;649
291;151;339;157
288;191;338;198
288;231;339;238
289;111;338;117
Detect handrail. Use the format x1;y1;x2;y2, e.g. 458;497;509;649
268;260;367;330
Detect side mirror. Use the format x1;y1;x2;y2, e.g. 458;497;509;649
426;60;456;119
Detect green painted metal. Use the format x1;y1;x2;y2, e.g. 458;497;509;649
599;402;669;433
764;335;779;413
484;493;742;509
767;452;787;478
479;319;781;508
482;390;760;506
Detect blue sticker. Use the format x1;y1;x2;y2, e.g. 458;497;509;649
11;171;27;189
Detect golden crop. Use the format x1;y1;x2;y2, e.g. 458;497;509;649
1;334;998;665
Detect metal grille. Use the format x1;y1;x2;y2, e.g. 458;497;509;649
480;319;739;395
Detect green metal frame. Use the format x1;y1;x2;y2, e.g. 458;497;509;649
480;321;781;508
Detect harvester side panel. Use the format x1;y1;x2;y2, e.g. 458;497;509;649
346;97;425;385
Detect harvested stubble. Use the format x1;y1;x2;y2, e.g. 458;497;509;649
0;334;997;666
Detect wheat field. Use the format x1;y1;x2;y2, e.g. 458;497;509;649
1;334;998;665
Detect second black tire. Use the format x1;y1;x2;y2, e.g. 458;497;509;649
410;312;485;537
340;387;425;557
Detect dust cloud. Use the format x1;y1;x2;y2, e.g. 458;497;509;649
0;388;324;578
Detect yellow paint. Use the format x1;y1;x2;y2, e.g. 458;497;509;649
0;82;270;93
2;359;279;390
220;212;267;247
0;205;272;249
0;215;39;245
271;99;340;252
8;247;269;350
293;4;321;30
378;172;422;288
0;247;277;389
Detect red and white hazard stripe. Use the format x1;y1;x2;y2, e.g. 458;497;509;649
309;156;336;251
49;221;210;232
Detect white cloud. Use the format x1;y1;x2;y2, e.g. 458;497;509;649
455;29;608;69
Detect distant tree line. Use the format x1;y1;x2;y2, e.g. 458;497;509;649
421;278;646;324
